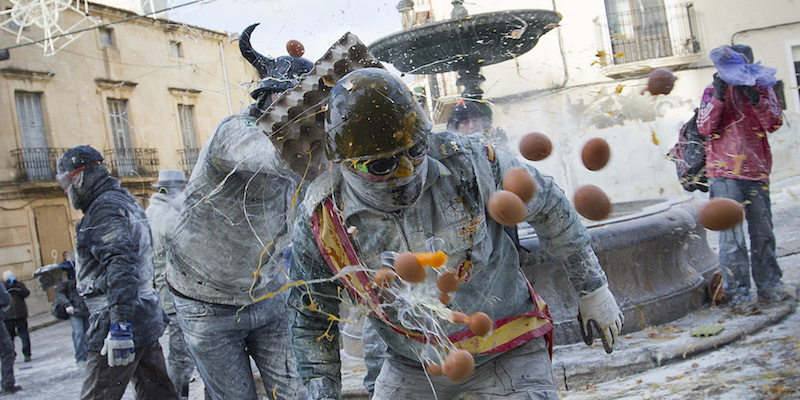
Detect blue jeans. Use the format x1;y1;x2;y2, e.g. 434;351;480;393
710;178;783;300
69;315;90;363
172;292;304;400
165;316;195;398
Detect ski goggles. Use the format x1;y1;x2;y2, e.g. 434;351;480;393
352;139;428;176
56;161;102;190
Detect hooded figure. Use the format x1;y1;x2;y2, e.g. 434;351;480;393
164;23;308;400
2;270;30;363
698;45;791;314
56;145;177;399
145;170;196;398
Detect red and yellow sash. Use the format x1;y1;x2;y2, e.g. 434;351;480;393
311;197;553;356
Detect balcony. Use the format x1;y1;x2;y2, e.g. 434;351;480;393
11;147;68;182
177;147;199;176
594;3;701;78
103;148;159;178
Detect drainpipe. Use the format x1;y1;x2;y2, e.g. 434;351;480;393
731;21;800;45
219;41;233;115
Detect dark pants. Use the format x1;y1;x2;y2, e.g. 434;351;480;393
0;320;15;390
3;318;30;358
80;340;178;400
710;178;783;301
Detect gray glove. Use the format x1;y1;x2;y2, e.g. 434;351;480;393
712;73;728;101
738;85;760;105
66;305;75;315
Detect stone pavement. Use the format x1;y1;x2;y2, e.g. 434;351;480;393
25;176;800;400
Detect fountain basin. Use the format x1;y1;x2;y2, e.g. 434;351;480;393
369;9;561;75
520;196;719;345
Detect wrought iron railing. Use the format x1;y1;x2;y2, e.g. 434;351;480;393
177;148;199;175
11;147;68;182
595;3;700;66
103;148;159;178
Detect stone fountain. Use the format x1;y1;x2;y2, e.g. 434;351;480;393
369;5;562;101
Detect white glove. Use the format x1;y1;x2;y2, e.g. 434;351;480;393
100;322;136;367
66;306;75;315
578;283;624;353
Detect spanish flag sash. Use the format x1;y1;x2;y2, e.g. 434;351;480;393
311;197;553;356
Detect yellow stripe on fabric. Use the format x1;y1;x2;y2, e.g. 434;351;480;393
317;206;372;300
454;316;550;354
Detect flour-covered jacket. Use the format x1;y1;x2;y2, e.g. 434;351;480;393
146;191;184;315
74;175;166;352
289;131;608;398
168;111;300;306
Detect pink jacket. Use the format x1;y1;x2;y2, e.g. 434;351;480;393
697;83;783;183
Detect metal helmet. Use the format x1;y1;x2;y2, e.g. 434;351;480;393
324;68;432;162
239;23;313;101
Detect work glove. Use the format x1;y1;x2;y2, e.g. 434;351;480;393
66;305;75;315
738;85;761;105
712;73;728;101
578;283;624;354
100;322;135;367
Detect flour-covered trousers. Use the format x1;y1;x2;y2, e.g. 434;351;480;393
172;292;305;400
165;316;195;398
373;336;557;400
710;178;783;300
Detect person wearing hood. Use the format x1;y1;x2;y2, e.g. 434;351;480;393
56;145;177;400
2;270;30;363
165;23;311;400
0;278;21;394
288;68;624;399
698;44;793;314
144;170;200;400
54;251;91;368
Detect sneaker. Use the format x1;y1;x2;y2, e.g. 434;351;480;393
76;360;87;369
23;355;31;363
732;299;761;316
729;293;761;315
759;284;797;304
0;385;22;395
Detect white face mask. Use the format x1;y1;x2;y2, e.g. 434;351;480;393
342;158;429;212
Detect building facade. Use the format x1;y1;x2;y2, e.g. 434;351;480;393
0;1;259;314
392;0;800;201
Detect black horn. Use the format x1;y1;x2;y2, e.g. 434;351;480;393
239;23;273;78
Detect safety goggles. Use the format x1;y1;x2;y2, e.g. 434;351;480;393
56;161;102;191
352;139;428;176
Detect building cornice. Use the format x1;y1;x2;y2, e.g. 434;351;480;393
0;68;55;81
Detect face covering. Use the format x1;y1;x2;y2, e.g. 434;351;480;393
342;158;428;213
65;171;84;210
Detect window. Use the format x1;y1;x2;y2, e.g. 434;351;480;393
107;98;135;176
178;104;199;173
170;40;183;58
597;1;700;66
99;28;114;46
15;91;51;180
